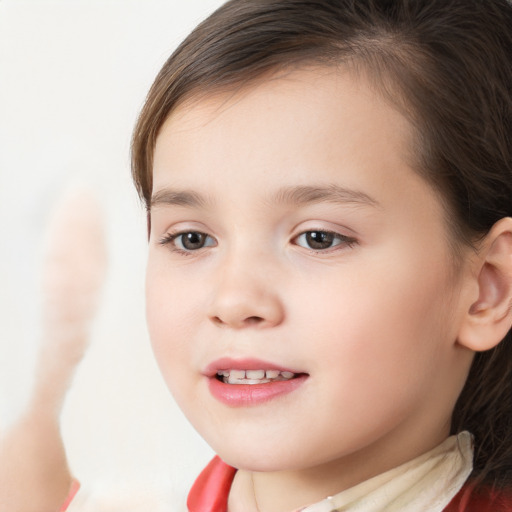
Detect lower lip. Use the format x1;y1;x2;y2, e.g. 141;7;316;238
207;375;308;407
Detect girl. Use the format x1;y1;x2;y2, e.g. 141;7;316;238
4;0;512;511
135;0;512;509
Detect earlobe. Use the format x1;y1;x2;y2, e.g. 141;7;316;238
458;217;512;352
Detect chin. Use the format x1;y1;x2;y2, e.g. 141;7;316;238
219;450;296;472
206;434;323;472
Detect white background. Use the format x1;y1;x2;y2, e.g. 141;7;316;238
0;0;225;507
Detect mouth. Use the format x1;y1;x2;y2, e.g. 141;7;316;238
205;358;308;406
215;369;299;384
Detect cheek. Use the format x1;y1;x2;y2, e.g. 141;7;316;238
294;254;454;399
286;280;451;448
145;260;202;391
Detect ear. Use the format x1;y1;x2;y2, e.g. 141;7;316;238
458;217;512;352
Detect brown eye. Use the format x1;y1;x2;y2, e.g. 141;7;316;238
305;231;335;250
179;232;207;250
175;231;216;251
294;230;356;251
160;231;216;252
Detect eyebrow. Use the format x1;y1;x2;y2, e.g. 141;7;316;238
150;188;210;209
270;184;380;209
150;184;380;210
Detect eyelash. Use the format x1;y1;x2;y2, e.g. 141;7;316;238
158;229;357;255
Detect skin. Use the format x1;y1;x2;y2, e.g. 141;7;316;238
147;67;476;512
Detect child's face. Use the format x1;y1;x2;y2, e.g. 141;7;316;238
146;67;474;478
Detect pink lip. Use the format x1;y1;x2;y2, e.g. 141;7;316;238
204;357;308;407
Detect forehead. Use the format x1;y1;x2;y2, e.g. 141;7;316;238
158;66;410;137
152;66;444;221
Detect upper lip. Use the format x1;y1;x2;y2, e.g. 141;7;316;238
202;357;304;377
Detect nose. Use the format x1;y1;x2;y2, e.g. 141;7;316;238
208;258;285;329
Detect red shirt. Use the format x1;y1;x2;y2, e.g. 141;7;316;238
187;456;512;512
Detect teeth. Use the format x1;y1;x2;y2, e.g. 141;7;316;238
216;369;297;384
244;379;270;384
230;369;246;379
246;370;265;379
227;375;246;384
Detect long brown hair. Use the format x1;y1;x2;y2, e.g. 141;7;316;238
132;0;512;490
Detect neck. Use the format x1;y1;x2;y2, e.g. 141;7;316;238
228;427;450;512
234;461;380;512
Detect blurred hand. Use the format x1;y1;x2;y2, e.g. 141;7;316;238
0;414;73;512
0;188;107;512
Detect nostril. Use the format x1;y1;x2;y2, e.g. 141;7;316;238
211;316;224;326
245;316;264;325
210;315;264;327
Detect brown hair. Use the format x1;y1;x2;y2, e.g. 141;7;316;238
132;0;512;490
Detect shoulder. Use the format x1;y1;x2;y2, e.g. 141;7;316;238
444;483;512;512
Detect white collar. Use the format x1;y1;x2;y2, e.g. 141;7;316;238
300;432;473;512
